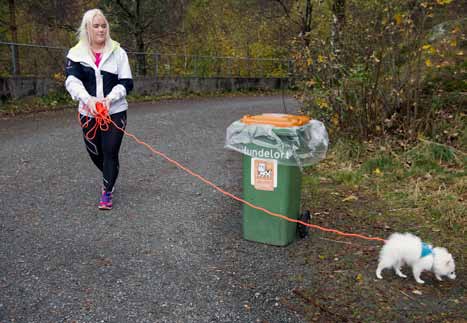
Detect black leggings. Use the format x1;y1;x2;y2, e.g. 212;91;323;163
80;111;127;192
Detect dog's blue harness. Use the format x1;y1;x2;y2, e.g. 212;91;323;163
421;242;433;258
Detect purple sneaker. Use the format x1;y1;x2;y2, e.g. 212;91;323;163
98;190;113;210
101;186;115;194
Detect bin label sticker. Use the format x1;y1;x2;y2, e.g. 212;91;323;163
251;158;277;191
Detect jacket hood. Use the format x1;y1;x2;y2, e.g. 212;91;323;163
67;40;121;63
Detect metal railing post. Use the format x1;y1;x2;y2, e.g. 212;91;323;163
154;53;159;78
10;44;17;76
167;55;171;76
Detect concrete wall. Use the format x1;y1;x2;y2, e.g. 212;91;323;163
0;77;61;100
1;76;293;101
135;77;291;96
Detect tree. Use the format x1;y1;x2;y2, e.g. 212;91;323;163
182;0;295;77
101;0;187;76
0;1;8;39
296;0;465;141
23;0;96;34
274;0;313;47
331;0;345;63
8;0;20;74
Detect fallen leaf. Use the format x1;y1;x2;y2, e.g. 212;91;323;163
342;195;358;202
451;26;461;34
306;79;317;87
412;290;422;295
394;13;403;25
422;44;432;50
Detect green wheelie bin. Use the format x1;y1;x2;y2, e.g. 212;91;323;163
225;113;329;246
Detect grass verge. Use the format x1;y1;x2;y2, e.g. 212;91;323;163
0;88;296;118
292;137;466;322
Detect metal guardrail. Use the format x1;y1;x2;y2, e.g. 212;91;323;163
0;41;294;78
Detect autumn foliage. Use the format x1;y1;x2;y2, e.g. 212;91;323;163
1;0;465;149
292;0;465;147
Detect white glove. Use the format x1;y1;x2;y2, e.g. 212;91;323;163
85;97;99;115
102;97;111;111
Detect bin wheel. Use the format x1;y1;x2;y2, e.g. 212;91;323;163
297;210;311;239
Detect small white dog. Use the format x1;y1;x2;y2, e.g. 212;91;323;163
376;232;456;284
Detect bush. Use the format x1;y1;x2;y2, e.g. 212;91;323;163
294;0;465;145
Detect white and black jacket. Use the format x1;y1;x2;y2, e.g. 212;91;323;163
65;40;133;116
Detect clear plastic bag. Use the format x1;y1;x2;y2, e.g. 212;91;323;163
225;117;329;169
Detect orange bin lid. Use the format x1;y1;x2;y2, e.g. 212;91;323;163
240;113;310;128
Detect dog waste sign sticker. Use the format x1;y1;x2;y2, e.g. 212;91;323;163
251;158;277;191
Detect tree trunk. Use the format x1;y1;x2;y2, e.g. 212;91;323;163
330;0;346;128
331;0;345;68
136;34;147;76
135;0;147;76
8;0;20;75
302;0;312;47
274;0;312;47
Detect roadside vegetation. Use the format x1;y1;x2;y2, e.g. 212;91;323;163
0;88;294;118
289;0;465;320
294;137;466;322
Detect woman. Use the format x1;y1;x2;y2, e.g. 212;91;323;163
65;9;133;210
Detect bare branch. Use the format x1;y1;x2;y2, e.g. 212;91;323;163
273;0;302;27
115;0;135;20
54;23;78;33
145;31;181;44
142;18;155;30
274;0;291;17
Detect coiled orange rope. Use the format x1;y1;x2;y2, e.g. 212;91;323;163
81;102;386;244
79;102;113;140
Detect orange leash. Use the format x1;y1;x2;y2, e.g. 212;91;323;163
79;102;113;140
82;102;386;244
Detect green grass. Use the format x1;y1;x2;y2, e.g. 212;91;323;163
302;138;466;243
329;169;363;186
361;154;400;174
298;136;466;321
0;88;297;118
0;91;75;116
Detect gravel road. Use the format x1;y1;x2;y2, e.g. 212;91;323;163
0;95;313;323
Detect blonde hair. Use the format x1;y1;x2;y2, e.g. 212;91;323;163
78;9;113;53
